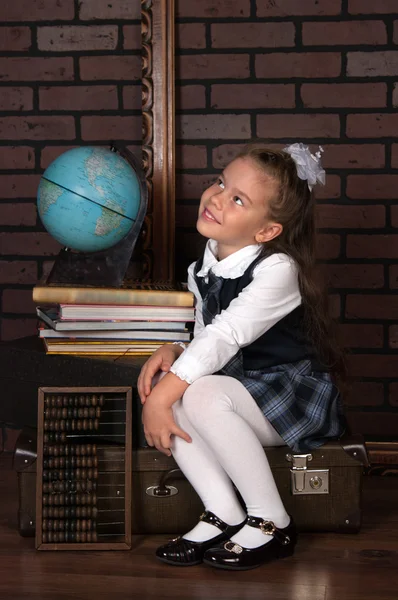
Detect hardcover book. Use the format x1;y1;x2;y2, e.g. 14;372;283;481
33;279;194;307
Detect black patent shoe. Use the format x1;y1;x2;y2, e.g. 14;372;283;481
155;510;246;566
203;516;297;571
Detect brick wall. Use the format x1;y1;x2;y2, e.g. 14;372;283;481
0;0;398;444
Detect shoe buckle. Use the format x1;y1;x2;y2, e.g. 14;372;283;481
224;541;243;554
260;520;276;536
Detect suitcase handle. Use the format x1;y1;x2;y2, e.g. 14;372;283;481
145;468;184;497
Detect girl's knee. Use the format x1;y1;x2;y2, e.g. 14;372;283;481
182;376;231;423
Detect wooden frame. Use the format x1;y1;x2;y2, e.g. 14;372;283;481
36;387;132;551
141;0;175;282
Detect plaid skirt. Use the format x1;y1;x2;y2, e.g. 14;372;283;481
218;354;346;452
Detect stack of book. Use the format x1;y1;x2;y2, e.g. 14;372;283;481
33;281;195;357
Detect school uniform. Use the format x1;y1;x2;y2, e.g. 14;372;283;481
170;239;346;453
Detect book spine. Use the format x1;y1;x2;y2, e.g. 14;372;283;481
33;286;193;307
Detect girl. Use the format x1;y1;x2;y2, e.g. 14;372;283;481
137;143;346;571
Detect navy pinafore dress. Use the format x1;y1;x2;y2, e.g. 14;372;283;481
193;254;346;452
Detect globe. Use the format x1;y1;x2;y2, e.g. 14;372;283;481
37;146;141;253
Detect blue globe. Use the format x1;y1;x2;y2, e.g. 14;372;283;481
37;147;141;253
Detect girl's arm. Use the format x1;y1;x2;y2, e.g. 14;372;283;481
142;371;191;456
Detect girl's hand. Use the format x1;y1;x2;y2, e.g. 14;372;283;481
137;344;184;404
142;397;191;456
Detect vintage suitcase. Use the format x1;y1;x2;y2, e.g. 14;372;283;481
14;427;369;536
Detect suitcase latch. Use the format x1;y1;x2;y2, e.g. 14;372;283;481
286;453;329;495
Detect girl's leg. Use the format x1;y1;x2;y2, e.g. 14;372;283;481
177;375;290;548
172;399;246;541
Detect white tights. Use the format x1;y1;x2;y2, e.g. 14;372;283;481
170;375;290;548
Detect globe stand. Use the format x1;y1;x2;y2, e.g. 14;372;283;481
45;145;148;288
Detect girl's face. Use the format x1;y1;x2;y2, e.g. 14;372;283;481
197;157;282;260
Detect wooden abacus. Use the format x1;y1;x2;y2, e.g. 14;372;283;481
36;387;132;550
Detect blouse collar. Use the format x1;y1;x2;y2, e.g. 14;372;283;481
196;239;262;280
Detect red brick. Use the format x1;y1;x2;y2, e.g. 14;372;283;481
301;83;386;109
347;175;398;199
177;24;206;49
348;354;398;378
392;206;398;228
316;234;341;259
40;146;77;169
38;26;118;52
211;84;295;109
175;204;198;228
303;21;386;46
346;411;398;437
347;52;398;77
79;0;140;19
338;324;383;348
349;0;397;14
0;0;74;21
0;147;35;169
178;54;249;80
0;87;33;111
177;0;250;17
390;265;398;289
123;25;141;50
389;383;398;407
177;174;221;200
2;289;36;314
347;235;398;258
122;85;142;110
256;53;341;78
393;83;398;108
81;116;141;141
316;205;385;229
313;175;341;199
392;143;398;168
212;23;294;48
0;318;37;342
0;174;41;198
346;295;398;319
80;56;141;81
321;144;385;169
347;114;398;138
257;0;341;16
389;325;398;349
0;57;73;81
323;264;384;289
176;145;208;170
257;114;340;139
0;261;37;284
177;114;250;140
0;203;37;226
39;85;118;111
212;143;284;168
0;232;61;256
345;381;384;407
328;293;341;319
176;86;206;110
0;117;75;140
0;27;31;51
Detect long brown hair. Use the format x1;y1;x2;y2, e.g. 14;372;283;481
237;145;346;383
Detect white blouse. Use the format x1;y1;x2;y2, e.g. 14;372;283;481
170;239;302;384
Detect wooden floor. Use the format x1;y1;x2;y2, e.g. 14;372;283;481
1;456;397;600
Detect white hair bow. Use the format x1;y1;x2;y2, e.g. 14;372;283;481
283;143;326;191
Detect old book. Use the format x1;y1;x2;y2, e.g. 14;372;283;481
43;339;166;354
38;326;192;342
33;280;194;307
58;304;195;321
37;307;191;332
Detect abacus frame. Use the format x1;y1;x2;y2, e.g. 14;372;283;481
35;386;132;551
